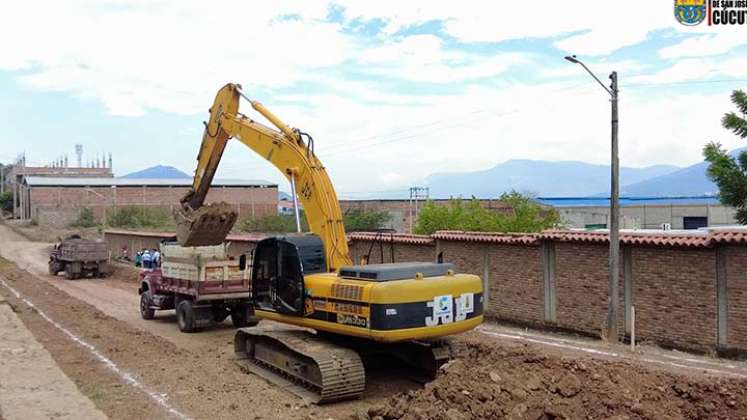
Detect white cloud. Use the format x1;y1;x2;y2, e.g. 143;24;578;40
357;34;528;83
659;31;747;59
2;1;745;193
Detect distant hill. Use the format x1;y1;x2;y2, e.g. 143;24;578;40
122;165;190;179
424;160;680;198
618;148;746;197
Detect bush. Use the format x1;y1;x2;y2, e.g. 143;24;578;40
108;206;174;229
0;191;12;213
414;191;560;235
343;208;391;231
70;207;98;228
239;213;308;233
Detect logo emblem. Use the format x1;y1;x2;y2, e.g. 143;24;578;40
675;0;706;26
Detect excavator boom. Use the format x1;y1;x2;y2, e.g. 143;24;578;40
177;83;351;270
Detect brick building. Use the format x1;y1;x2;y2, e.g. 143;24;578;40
22;177;278;226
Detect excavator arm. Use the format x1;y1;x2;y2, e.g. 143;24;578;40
178;83;351;271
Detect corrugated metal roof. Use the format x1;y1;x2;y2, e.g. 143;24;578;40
25;176;276;188
537;196;721;207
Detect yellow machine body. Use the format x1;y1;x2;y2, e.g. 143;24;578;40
256;270;484;343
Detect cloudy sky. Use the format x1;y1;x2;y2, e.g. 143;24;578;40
1;1;746;197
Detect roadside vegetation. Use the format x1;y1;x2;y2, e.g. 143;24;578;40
239;213;309;233
343;208;391;231
704;89;747;224
237;208;391;233
70;208;98;228
414;191;560;235
108;206;174;230
68;206;175;230
0;191;12;214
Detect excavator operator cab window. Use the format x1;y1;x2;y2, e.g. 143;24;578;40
252;235;325;316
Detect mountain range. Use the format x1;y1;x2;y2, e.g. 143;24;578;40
124;148;745;199
423;149;746;198
122;165;190;179
424;160;681;198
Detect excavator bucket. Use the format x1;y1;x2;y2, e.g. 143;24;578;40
175;202;238;247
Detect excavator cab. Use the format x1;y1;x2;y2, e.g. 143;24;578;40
252;235;327;316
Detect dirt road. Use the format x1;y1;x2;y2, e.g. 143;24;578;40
0;225;243;353
0;295;107;419
0;225;413;419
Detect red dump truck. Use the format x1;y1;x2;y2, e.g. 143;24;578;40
137;241;257;333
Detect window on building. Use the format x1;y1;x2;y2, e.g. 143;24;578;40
683;216;708;230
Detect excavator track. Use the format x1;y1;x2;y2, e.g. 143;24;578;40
234;327;366;404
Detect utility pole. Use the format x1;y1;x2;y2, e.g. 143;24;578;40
608;71;620;343
408;187;429;233
565;55;621;342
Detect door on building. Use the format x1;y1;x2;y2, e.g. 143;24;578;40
683;216;708;230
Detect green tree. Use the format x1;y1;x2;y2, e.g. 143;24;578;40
70;207;98;228
343;208;391;231
239;213;309;233
0;191;12;213
703;143;747;223
108;206;174;229
414;192;560;235
703;90;747;224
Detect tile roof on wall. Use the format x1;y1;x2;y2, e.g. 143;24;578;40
431;231;540;245
106;227;747;249
347;232;435;245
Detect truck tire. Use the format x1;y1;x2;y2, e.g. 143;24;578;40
176;299;196;333
212;307;229;323
64;264;75;280
48;261;59;276
231;303;258;328
140;293;156;320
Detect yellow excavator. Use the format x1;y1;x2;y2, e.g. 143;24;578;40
177;83;484;403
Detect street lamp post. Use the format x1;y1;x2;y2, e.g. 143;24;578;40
565;55;620;343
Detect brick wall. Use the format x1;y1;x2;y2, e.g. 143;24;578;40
488;244;544;323
348;240;435;265
632;247;717;351
103;229;747;354
438;242;484;276
29;185;277;227
554;243;610;334
725;246;747;350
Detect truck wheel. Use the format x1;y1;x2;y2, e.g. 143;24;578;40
48;261;58;276
176;300;196;333
140;293;156;320
231;303;258;328
212;307;229;323
64;264;74;280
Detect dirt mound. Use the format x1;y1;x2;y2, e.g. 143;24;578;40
357;339;747;420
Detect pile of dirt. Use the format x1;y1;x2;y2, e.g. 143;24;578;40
175;202;237;247
357;339;747;420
